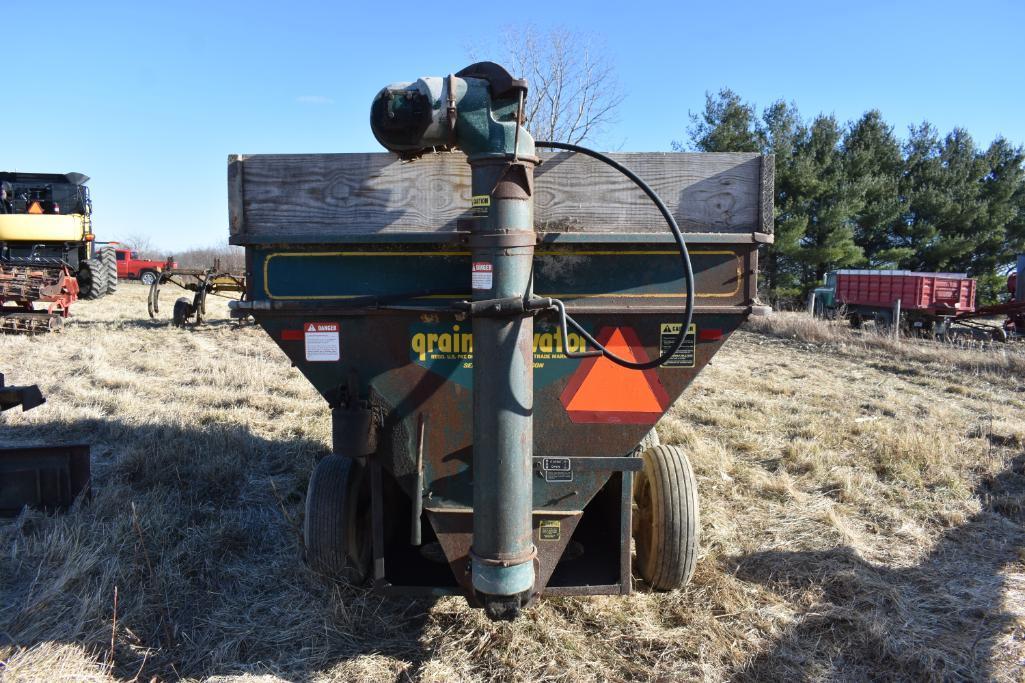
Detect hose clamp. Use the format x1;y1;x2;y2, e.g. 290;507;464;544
469;545;538;568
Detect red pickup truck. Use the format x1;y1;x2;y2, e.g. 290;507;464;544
115;248;177;285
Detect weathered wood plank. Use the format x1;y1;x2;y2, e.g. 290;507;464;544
227;155;245;236
231;151;771;242
759;154;775;235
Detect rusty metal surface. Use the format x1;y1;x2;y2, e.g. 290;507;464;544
544;584;626;596
369;463;633;599
0;259;77;333
619;470;634;596
0;311;65;333
424;507;584;598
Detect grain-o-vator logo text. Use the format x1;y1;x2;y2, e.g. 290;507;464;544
410;322;589;387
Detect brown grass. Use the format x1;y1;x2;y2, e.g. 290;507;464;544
747;311;1025;378
2;290;1024;681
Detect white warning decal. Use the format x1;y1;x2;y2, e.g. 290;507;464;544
305;322;340;362
472;262;493;290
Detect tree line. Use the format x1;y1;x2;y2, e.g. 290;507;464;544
679;90;1025;305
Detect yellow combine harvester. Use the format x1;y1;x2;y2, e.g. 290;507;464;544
0;172;116;332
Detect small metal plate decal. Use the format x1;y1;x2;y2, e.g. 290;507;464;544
545;469;573;482
542;457;571;471
539;519;560;541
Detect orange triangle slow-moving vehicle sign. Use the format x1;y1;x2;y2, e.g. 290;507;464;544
559;326;670;424
27;201;43;214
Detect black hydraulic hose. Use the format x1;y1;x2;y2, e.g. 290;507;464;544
534;140;695;370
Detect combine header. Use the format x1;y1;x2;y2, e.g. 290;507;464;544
0;257;79;332
229;63;772;619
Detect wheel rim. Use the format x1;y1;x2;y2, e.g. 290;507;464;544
633;469;655;570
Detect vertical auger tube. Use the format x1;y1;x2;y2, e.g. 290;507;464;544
468;157;538;618
368;64;540;617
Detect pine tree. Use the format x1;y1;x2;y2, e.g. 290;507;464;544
904;127;992;271
843;111;906;266
676;92;1025;304
976;138;1025;302
760;100;806;299
789;115;863;285
676;89;763;152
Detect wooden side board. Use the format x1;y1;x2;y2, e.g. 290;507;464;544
228;151;774;243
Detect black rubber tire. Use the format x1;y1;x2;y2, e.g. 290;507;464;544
172;297;193;327
101;248;118;294
92;257;107;298
633;445;699;591
76;258;107;299
140;270;158;286
75;260;94;298
304;454;371;582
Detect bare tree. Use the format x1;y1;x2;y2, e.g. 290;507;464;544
116;233;159;258
471;26;625;145
173;243;245;271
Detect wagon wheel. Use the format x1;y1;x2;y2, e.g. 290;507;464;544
147;278;161;318
304;454;372;583
172;297;194;328
633;445;699;590
871;310;893;332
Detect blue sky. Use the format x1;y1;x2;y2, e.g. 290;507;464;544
6;0;1023;252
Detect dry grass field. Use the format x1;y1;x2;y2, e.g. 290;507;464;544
2;286;1024;682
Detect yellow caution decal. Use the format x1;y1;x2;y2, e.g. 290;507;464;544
539;519;560;541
